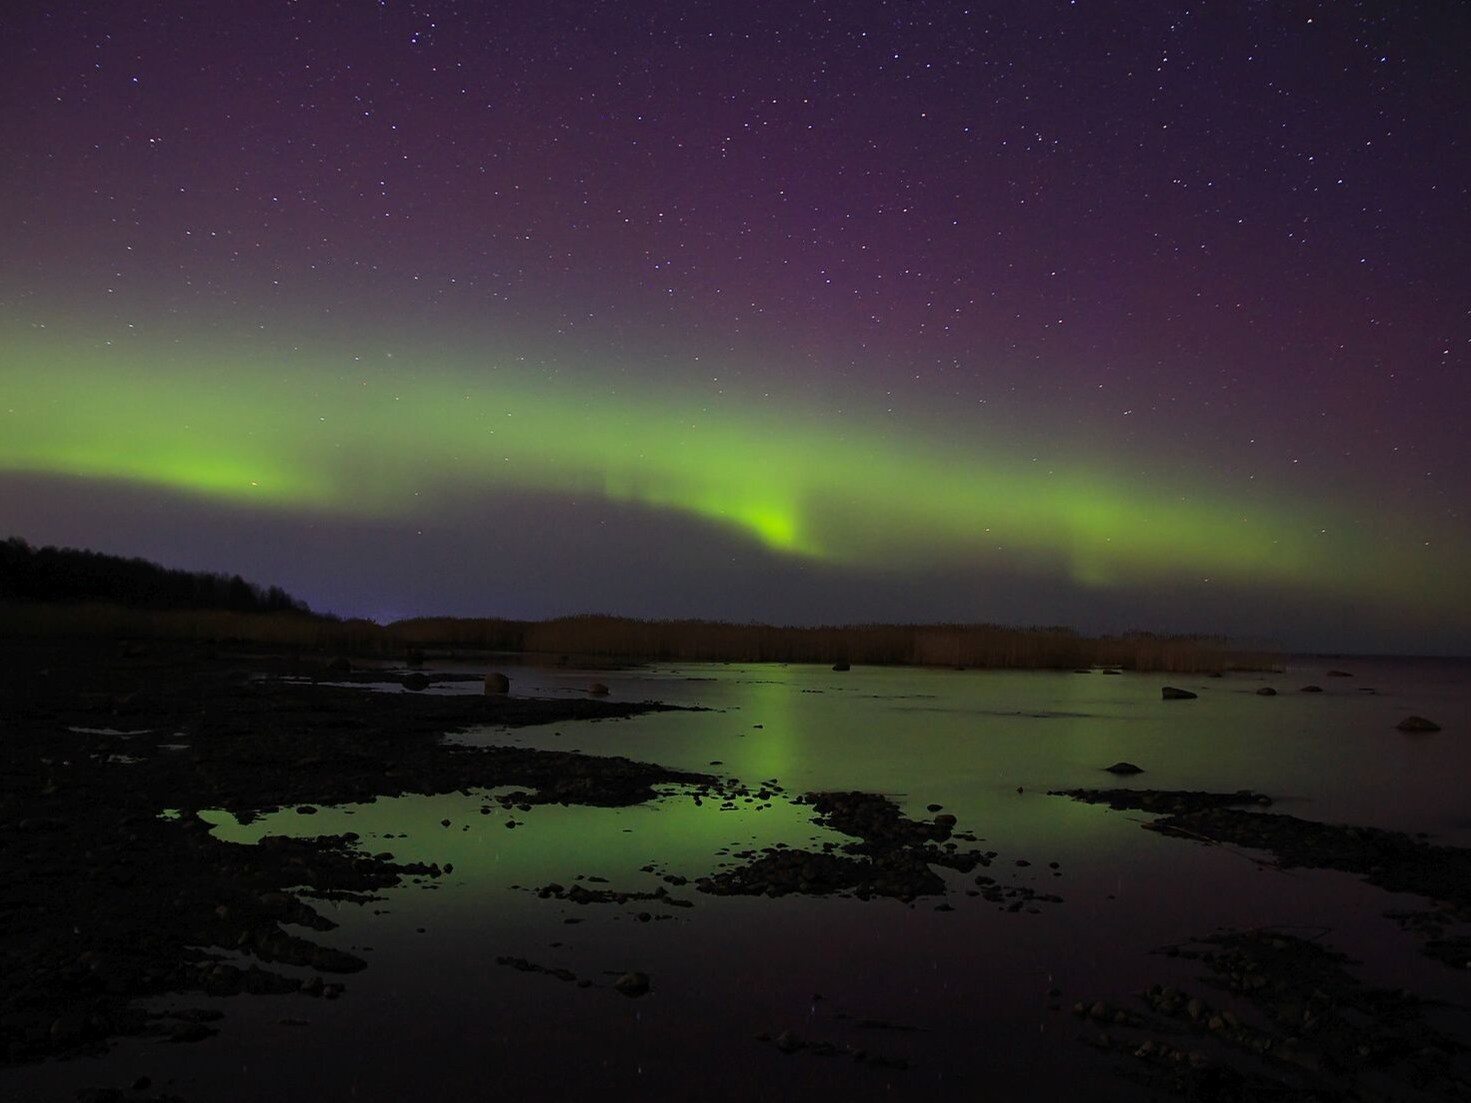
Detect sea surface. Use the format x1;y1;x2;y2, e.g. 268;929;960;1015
10;658;1471;1100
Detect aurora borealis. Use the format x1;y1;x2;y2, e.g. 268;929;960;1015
2;2;1468;651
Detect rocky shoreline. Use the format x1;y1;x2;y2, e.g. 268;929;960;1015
1073;929;1469;1101
0;641;704;1070
5;642;1468;1101
1052;785;1471;1099
1051;784;1471;970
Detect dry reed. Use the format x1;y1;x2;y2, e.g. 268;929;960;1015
1;603;1271;672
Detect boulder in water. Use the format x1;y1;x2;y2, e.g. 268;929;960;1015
613;971;650;997
484;672;510;695
1104;762;1144;775
588;682;610;696
403;673;430;692
1255;686;1277;696
832;661;851;672
1161;686;1197;700
1396;715;1441;733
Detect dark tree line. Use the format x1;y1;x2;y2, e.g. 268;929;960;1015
0;537;312;614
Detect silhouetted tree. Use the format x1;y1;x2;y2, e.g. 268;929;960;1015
0;536;311;614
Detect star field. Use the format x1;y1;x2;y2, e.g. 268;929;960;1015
1;1;1468;650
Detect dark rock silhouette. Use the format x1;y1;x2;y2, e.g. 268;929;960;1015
1301;685;1323;693
1105;762;1145;775
588;682;610;696
832;660;851;672
1396;716;1441;733
403;673;430;692
1256;686;1277;696
484;672;510;695
1161;686;1197;700
613;971;650;997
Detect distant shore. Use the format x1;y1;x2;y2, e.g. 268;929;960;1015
0;601;1274;674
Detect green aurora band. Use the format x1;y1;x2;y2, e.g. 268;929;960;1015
1;324;1458;619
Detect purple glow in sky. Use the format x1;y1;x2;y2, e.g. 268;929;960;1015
2;2;1468;652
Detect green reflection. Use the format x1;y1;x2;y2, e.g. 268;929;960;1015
732;668;799;782
203;786;832;904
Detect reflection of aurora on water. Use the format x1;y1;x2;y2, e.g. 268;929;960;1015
2;323;1457;622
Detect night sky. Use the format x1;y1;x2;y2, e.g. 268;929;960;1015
2;2;1468;653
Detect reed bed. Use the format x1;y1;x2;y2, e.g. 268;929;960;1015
2;603;1269;672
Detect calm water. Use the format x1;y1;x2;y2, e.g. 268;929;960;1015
10;659;1471;1100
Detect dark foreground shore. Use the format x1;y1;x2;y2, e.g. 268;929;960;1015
0;642;709;1072
4;642;1470;1102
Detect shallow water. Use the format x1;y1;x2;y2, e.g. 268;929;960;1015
9;659;1470;1100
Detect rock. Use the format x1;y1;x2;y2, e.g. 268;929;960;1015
48;1013;87;1046
168;1021;215;1043
1255;686;1277;696
1300;685;1323;693
588;682;610;696
933;813;957;828
613;971;650;997
1104;762;1144;775
832;661;851;672
1326;669;1353;677
326;656;351;674
309;945;366;972
1161;686;1197;700
1396;715;1441;733
402;672;430;692
484;672;510;695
